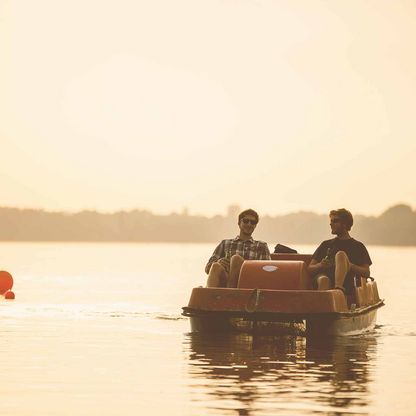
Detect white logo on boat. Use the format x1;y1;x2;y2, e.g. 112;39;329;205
262;265;278;272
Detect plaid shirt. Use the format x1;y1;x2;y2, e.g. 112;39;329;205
205;236;271;274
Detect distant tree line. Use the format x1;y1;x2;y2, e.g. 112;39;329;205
0;204;415;246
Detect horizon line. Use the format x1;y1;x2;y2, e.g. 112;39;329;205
1;202;414;218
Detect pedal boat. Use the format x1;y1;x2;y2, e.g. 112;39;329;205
182;254;384;337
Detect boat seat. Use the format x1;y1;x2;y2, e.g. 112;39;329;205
355;278;381;307
238;260;312;290
270;253;313;265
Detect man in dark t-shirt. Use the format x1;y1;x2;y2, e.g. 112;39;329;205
308;209;372;295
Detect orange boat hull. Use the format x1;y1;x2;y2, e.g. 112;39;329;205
182;259;384;336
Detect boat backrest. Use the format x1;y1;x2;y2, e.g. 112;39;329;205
270;253;313;265
238;260;312;290
354;278;381;306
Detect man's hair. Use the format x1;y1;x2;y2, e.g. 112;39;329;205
330;208;353;231
238;209;259;224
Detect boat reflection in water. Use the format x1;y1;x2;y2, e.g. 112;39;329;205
184;332;378;415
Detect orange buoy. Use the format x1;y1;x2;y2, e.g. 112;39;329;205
5;290;15;300
0;271;13;295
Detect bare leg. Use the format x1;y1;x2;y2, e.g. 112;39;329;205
227;254;245;288
334;251;350;289
316;275;331;290
206;262;228;287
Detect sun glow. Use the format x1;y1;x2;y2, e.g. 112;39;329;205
1;0;415;216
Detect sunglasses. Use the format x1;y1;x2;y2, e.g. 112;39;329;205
330;219;341;224
242;218;258;225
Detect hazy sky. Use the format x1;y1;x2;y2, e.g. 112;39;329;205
1;0;415;216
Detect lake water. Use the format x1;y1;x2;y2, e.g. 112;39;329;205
0;242;414;415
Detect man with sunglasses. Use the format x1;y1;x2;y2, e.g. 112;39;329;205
205;209;271;288
308;208;372;296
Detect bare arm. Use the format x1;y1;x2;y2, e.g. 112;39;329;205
307;258;332;275
308;259;370;278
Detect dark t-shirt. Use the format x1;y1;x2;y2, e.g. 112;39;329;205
312;238;372;293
